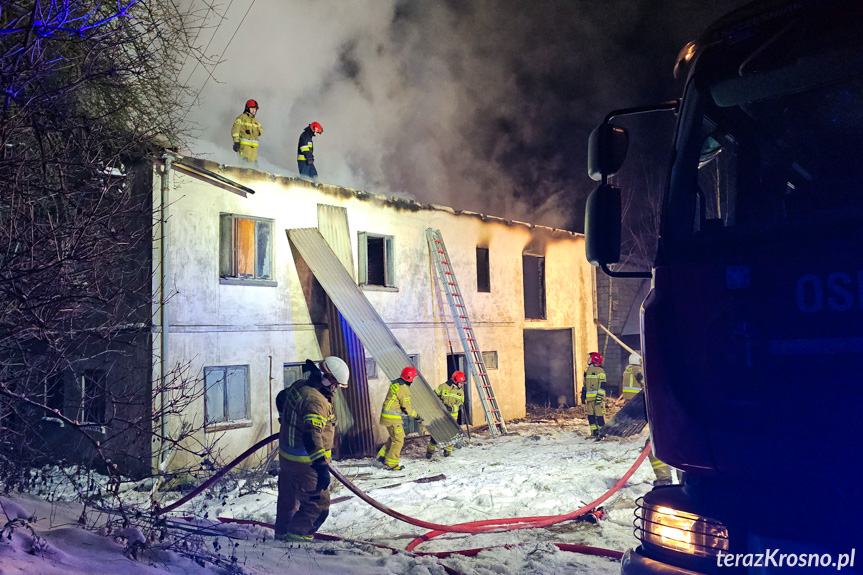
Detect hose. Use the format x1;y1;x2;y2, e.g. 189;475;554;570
156;432;650;560
403;441;651;552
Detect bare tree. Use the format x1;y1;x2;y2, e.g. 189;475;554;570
0;0;223;500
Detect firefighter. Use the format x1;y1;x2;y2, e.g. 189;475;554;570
615;352;644;407
274;356;349;543
297;121;323;179
581;352;607;438
231;99;263;164
426;371;466;459
376;366;421;470
611;353;675;486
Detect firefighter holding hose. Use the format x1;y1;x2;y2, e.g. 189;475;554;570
274;357;350;543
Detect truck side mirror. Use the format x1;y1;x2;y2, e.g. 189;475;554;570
584;184;622;266
588;123;629;182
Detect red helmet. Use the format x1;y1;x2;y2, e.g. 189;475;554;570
400;366;418;382
245;99;259;109
451;371;466;383
309;121;323;134
588;352;603;367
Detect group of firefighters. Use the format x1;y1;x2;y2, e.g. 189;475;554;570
272;352;671;543
273;358;465;542
230;98;322;179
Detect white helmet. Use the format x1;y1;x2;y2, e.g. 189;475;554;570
320;356;350;387
629;352;642;365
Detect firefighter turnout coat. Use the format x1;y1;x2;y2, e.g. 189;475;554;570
621;363;644;403
231;112;263;163
435;381;464;419
380;379;418;424
583;365;607;416
297;126;316;174
275;378;336;538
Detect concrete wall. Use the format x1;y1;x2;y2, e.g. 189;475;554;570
155;160;596;468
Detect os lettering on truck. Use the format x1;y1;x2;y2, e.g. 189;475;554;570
796;272;863;313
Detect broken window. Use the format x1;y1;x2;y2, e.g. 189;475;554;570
476;247;490;293
357;232;396;288
523;255;546;320
204;365;249;424
219;214;273;281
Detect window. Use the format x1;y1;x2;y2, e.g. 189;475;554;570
78;371;106;424
219;214;274;283
476;247;490;293
365;357;377;378
408;354;420;371
482;351;498;370
523;255;546;320
358;232;397;288
204;365;250;424
283;362;308;388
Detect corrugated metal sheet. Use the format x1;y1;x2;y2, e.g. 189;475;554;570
287;228;462;445
317;205;376;458
317;204;356;280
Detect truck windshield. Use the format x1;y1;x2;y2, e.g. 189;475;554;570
664;20;863;247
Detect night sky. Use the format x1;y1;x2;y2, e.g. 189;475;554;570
182;1;751;230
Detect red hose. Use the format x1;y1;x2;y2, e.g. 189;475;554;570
159;431;649;561
404;441;652;551
156;433;278;515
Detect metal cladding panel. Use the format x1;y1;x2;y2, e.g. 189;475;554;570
287;228;462;445
316;204;356;281
317;205;376;458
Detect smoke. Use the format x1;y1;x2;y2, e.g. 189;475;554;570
181;0;747;229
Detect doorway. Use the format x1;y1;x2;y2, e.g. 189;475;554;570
446;353;473;425
523;329;575;408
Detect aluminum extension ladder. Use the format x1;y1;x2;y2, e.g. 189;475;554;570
426;228;507;436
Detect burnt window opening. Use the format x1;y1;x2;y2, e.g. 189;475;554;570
523;254;546;320
358;232;397;288
476;247;490;293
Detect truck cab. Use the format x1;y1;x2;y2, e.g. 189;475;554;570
585;1;863;573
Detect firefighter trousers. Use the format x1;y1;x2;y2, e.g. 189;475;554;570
377;424;405;466
274;459;330;537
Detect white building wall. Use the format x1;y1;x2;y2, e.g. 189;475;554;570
156;162;597;468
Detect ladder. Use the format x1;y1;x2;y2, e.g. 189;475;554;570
426;228;507;436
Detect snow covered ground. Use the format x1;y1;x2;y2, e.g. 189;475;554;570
0;414;659;574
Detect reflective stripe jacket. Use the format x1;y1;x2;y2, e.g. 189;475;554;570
231;112;263;147
435;381;464;419
621;364;644;402
379;378;418;425
297;126;315;162
583;366;607;401
279;379;335;464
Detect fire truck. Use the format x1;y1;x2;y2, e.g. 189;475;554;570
584;0;863;573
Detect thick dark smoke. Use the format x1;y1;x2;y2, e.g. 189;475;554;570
182;0;749;229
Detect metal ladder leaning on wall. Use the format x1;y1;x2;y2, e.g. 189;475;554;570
426;228;507;436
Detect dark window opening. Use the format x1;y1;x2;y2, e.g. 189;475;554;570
476;247;490;293
80;371;106;424
366;236;386;286
523;255;546;319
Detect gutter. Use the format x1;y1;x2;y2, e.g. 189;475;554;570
158;153;172;472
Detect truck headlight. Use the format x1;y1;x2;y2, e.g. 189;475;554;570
635;498;729;558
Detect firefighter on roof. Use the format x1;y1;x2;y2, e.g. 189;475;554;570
581;351;607;438
377;366;420;470
297;121;323;179
426;371;466;459
274;356;349;543
231;99;263;165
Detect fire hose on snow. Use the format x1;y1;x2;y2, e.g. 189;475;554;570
155;433;652;562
